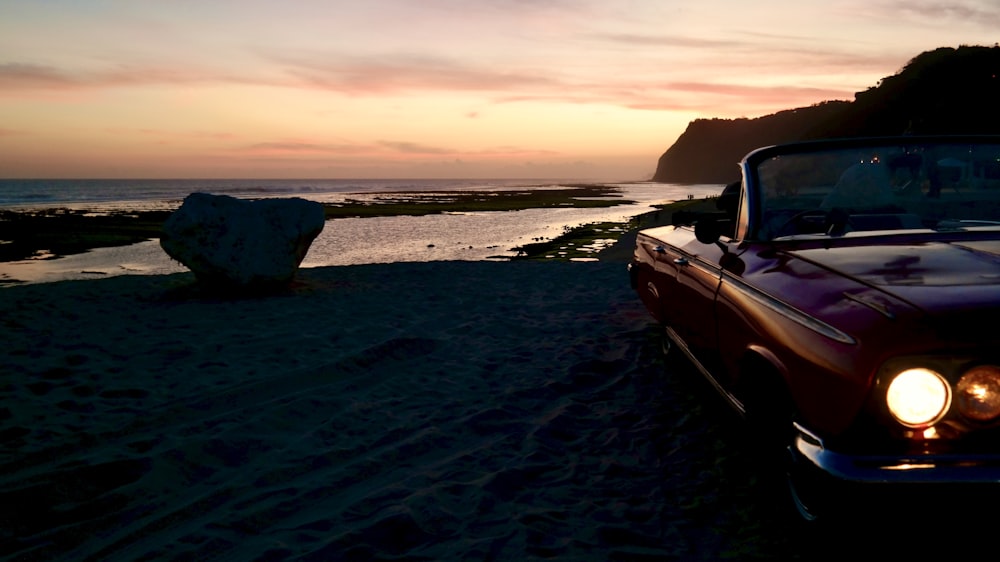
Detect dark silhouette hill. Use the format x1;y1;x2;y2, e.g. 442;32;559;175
653;45;1000;184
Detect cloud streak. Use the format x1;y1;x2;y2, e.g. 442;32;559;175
273;53;561;95
0;53;564;100
0;63;78;90
593;33;744;49
879;0;1000;25
0;61;237;91
617;85;854;114
232;138;558;160
104;127;237;140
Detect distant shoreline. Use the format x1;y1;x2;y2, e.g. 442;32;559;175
515;196;719;261
0;185;633;263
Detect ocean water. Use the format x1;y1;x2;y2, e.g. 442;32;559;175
0;178;576;209
0;179;724;285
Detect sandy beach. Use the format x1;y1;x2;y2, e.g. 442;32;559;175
3;254;821;561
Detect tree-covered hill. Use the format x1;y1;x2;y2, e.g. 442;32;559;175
653;45;1000;184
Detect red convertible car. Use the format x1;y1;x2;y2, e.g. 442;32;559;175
629;136;1000;522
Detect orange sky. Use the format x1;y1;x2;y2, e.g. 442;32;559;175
1;1;996;180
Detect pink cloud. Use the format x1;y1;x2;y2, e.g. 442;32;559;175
0;63;77;89
375;140;559;159
234;137;557;161
594;33;743;49
870;0;999;25
103;127;237;140
492;79;854;117
0;54;560;99
273;53;559;95
377;141;454;155
239;141;374;157
622;83;855;116
249;141;333;151
0;61;241;92
663;81;852;99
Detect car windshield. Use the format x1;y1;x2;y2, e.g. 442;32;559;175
751;138;1000;241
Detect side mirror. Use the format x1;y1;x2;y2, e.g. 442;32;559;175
695;217;721;245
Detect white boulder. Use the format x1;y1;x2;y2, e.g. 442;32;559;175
160;193;325;288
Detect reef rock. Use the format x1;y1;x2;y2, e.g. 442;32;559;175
160;193;325;289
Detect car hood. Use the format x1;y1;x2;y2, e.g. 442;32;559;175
786;239;1000;317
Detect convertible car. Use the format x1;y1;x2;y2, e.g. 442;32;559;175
629;135;1000;522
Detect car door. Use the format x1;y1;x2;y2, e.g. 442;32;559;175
650;226;728;364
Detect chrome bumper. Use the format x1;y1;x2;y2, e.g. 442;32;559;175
793;422;1000;484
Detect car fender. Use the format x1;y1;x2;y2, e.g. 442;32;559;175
740;344;789;388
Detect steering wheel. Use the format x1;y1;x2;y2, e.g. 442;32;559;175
771;209;830;238
771;208;854;239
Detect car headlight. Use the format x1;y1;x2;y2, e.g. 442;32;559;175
955;365;1000;422
886;368;951;428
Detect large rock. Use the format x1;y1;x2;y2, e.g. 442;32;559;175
160;193;325;288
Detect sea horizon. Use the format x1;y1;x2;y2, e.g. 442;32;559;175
0;177;638;210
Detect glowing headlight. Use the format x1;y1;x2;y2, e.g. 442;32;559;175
956;365;1000;422
886;368;951;427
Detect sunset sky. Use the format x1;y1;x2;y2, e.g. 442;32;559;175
0;1;996;180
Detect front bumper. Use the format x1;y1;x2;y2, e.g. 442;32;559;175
794;422;1000;484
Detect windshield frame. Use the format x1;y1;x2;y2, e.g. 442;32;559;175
738;135;1000;243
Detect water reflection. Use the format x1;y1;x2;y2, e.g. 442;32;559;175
0;183;724;285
